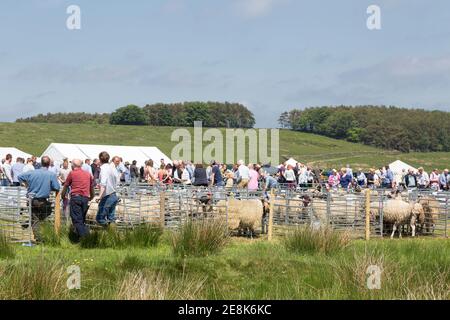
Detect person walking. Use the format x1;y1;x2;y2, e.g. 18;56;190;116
18;156;61;243
95;152;119;226
61;159;94;240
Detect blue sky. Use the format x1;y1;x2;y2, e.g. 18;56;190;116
1;0;450;127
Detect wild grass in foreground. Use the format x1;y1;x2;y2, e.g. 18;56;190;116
171;219;229;257
0;233;448;300
0;232;15;260
79;224;163;249
283;226;351;255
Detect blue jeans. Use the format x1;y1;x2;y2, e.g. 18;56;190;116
96;193;119;225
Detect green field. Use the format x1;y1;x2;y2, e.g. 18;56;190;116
0;122;449;170
1;235;448;300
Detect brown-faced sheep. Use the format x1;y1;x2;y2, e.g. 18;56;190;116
418;196;441;234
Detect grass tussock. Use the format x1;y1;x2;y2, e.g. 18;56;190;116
39;222;72;247
0;232;15;260
117;271;207;300
172;219;229;257
0;257;68;300
284;226;351;255
80;224;163;249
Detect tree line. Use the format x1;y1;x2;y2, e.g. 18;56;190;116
16;102;256;128
279;106;450;152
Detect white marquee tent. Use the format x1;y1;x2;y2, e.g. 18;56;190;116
41;143;171;168
0;147;32;161
285;158;298;167
389;160;418;184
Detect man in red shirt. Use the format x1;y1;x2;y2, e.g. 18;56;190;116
61;159;95;239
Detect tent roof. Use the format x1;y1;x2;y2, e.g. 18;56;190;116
41;143;171;167
389;160;417;173
285;158;298;167
0;147;32;161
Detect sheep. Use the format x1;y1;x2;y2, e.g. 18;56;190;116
369;198;423;239
418;196;440;234
215;198;264;237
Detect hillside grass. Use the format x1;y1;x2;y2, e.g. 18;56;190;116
0;236;448;300
0;122;449;170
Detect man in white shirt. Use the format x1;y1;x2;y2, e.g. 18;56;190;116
237;160;250;189
95;152;119;226
417;167;430;189
1;154;13;186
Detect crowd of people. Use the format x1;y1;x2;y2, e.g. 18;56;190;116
1;152;449;243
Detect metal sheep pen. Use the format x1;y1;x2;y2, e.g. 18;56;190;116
0;185;448;243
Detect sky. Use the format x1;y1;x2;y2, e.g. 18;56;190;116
1;0;450;128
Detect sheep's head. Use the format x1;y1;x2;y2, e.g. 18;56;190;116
411;203;424;220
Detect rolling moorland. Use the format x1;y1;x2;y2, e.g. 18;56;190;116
0;122;449;170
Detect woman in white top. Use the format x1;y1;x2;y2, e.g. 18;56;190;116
284;165;296;190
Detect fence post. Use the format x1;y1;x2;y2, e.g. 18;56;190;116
160;191;166;229
268;189;274;241
54;192;61;235
365;189;371;240
445;196;448;238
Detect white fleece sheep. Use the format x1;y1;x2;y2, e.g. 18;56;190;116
215;198;264;235
370;198;423;239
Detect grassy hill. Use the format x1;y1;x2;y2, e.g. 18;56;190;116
0;122;449;170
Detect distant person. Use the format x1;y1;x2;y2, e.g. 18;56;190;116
193;163;208;187
18;156;61;243
356;168;367;187
91;158;101;185
237;160;250;189
82;159;93;176
404;169;418;189
340;168;352;190
210;161;224;187
381;165;394;189
130;160;139;183
1;154;13;186
61;159;94;240
439;169;449;191
262;171;279;191
11;157;25;186
22;158;35;173
48;160;60;176
58;160;72;184
417;167;430;189
247;164;259;192
96;152;119;226
32;156;41;170
429;169;440;191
